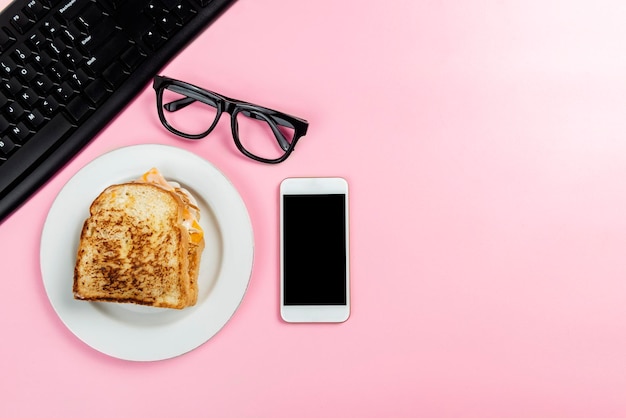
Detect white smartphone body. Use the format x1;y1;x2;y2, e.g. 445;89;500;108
280;177;350;323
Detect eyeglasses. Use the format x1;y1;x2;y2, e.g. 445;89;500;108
153;75;309;164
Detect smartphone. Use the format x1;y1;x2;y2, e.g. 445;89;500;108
280;177;350;323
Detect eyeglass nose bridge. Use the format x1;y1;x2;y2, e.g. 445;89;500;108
222;100;239;114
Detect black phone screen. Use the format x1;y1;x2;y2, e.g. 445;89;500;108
282;194;347;305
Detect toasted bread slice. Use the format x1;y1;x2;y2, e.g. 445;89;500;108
73;181;202;309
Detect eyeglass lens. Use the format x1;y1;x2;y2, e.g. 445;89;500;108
161;85;297;161
161;86;218;137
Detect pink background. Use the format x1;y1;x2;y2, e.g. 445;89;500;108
2;0;626;416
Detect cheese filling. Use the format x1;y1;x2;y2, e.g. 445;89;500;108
137;168;204;245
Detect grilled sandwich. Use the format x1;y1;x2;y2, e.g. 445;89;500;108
73;168;205;309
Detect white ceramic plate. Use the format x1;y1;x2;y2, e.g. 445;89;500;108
40;144;254;361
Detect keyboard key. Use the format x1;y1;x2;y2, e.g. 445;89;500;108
0;115;9;132
156;15;179;36
31;50;53;69
18;87;39;107
146;3;167;18
69;68;89;89
12;46;31;62
17;63;37;82
120;45;145;70
40;19;62;37
173;3;197;22
56;0;89;21
1;78;21;94
24;1;48;20
77;21;116;53
125;16;153;40
9;122;30;144
25;109;45;129
84;78;108;104
0;136;16;156
113;2;148;23
33;74;54;93
41;95;59;115
76;6;104;31
47;37;66;56
102;62;126;88
84;34;130;74
143;29;165;50
28;31;46;49
54;81;74;102
61;26;81;44
47;61;68;81
0;28;15;53
0;56;17;75
10;11;33;34
62;48;83;67
65;95;91;122
6;101;25;121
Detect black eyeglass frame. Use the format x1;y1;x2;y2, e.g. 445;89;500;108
153;75;309;164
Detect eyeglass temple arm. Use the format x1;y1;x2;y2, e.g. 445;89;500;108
163;96;197;112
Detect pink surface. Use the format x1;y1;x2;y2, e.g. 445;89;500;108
2;0;626;416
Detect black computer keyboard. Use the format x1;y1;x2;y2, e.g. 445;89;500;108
0;0;236;224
